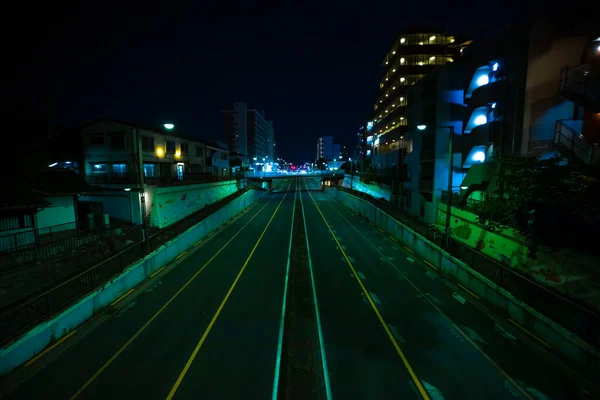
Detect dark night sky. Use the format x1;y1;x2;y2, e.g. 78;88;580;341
9;1;545;163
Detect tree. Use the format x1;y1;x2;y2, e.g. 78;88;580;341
471;155;597;256
315;157;327;171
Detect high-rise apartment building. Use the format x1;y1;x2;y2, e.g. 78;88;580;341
367;30;470;176
222;103;275;162
316;136;334;161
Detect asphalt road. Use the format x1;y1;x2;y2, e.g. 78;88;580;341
0;177;587;399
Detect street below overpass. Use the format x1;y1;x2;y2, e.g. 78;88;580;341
0;177;590;399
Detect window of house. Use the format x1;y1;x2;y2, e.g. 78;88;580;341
89;135;104;145
112;164;126;175
92;163;106;173
181;143;188;155
0;214;33;231
109;133;125;149
142;136;154;151
221;152;228;160
143;163;156;177
166;140;176;154
196;146;204;157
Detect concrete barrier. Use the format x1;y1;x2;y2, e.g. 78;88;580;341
329;188;600;370
0;189;266;375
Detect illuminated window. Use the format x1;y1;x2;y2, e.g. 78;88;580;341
419;42;423;45
400;77;405;82
392;69;396;72
429;36;436;41
400;57;405;63
392;86;396;90
429;56;435;60
418;62;424;66
400;37;406;43
385;94;388;97
392;50;396;54
385;61;389;65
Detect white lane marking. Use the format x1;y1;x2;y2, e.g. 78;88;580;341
452;292;467;305
425;271;437;280
356;271;366;280
422;381;446;400
494;323;517;345
271;181;297;400
505;379;551;400
426;293;443;305
406;257;415;263
115;300;137;318
369;292;382;304
299;185;333;400
388;324;407;344
460;325;488;345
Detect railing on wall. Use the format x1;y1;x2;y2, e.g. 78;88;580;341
0;186;257;347
334;185;600;348
554;120;600;166
85;172;238;187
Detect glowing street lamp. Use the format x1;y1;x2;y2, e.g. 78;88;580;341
164;123;175;130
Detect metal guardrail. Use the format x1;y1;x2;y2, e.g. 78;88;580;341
0;186;258;347
85;173;239;186
335;185;600;348
0;224;120;271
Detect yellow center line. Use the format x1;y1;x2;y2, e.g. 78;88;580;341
150;266;166;278
508;319;552;349
175;251;187;260
303;183;431;400
110;289;135;307
166;180;292;399
423;260;438;271
193;240;203;247
67;195;276;400
457;283;480;300
24;329;78;367
317;190;533;400
403;246;414;254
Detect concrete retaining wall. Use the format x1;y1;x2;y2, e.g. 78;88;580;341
0;189;266;375
329;188;600;369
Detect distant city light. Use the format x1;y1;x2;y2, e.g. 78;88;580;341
163;123;174;129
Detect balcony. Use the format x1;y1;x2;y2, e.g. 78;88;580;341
559;64;600;112
554;120;600;166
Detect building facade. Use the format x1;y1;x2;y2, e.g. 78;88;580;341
316;136;334;161
222;103;275;163
403;18;600;224
367;30;470;177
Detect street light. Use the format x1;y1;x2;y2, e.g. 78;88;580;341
416;124;456;249
163;123;175;130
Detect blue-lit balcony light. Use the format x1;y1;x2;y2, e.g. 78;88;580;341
476;74;489;86
474;115;487;126
367;121;374;131
491;102;496;109
463;145;490;169
465;106;489;133
466;66;492;98
492;62;499;71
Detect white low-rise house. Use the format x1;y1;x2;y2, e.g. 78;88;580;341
80;119;236;228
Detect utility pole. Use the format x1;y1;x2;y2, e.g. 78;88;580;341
445;125;455;250
135;127;151;255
